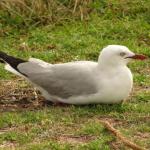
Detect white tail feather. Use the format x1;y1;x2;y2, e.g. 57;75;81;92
5;64;24;77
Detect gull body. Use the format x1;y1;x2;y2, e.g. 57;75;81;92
0;45;146;104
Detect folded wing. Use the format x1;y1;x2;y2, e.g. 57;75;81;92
18;62;98;99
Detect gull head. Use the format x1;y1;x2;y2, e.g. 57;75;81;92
98;45;147;67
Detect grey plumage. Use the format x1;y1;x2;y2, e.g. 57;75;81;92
18;62;98;99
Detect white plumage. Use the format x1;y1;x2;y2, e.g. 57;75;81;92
2;45;147;104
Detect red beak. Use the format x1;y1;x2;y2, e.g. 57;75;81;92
126;54;147;60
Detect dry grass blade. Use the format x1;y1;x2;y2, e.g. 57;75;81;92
0;0;93;27
73;0;78;14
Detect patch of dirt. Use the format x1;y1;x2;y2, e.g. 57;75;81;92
133;83;150;93
135;132;150;139
56;134;96;144
0;79;52;111
0;141;18;149
0;126;16;135
109;140;129;150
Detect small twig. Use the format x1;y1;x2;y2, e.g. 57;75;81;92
73;0;78;14
100;120;146;150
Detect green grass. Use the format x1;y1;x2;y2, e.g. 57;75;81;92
0;0;150;149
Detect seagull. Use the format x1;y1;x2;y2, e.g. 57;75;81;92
0;45;147;104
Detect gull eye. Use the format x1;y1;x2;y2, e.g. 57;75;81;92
119;52;126;57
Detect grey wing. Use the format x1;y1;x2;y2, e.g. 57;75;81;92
18;62;98;99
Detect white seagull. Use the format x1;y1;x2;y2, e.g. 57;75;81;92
0;45;147;104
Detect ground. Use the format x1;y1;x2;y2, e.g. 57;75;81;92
0;1;150;149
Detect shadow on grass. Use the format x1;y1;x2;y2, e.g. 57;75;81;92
0;96;126;114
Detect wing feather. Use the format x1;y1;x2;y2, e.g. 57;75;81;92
18;62;98;99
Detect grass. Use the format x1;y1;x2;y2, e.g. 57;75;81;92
0;0;92;28
0;0;150;149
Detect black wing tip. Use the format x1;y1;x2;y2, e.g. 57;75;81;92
0;51;28;76
0;51;7;57
0;59;5;63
